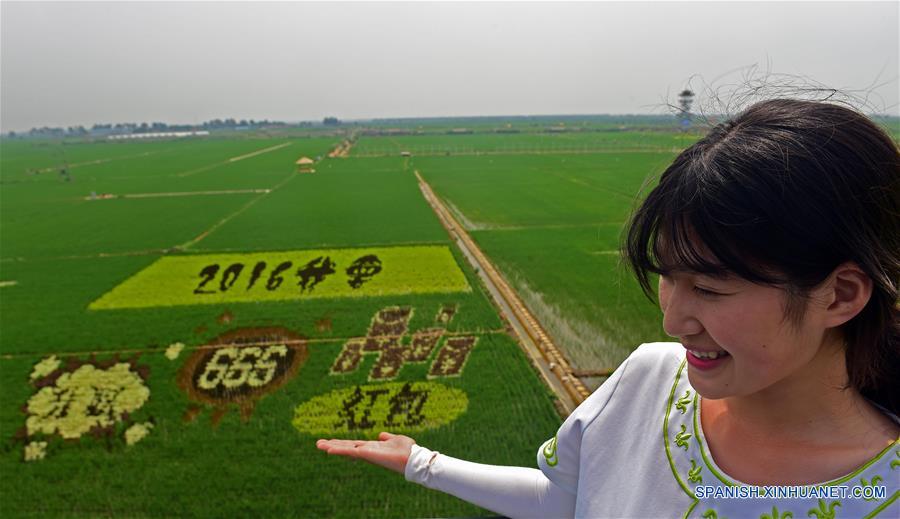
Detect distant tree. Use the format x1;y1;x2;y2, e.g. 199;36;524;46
323;117;340;126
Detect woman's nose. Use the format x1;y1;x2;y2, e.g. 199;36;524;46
660;282;704;338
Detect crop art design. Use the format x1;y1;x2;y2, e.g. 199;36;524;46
177;327;308;425
89;246;471;309
331;304;478;380
18;355;152;461
292;304;479;437
292;381;468;437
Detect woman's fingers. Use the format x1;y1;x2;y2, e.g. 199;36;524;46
316;433;414;474
316;438;368;453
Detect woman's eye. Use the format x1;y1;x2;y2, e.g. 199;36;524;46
692;286;722;297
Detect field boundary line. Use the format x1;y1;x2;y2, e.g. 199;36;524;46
0;328;508;359
29;148;176;174
227;142;292;162
84;189;271;201
175;141;291;177
544;170;635;201
177;169;297;250
465;222;625;232
0;239;457;264
353;147;682;158
0;248;175;263
415;170;595;416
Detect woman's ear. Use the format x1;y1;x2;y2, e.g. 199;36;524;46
820;262;873;328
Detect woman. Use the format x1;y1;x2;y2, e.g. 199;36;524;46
317;99;900;518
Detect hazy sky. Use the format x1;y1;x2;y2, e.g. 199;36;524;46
1;1;898;131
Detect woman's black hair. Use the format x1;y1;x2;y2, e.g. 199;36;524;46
623;99;900;414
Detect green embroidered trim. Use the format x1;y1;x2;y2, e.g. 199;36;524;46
694;392;737;487
807;499;840;519
692;392;900;489
675;424;692;450
663;358;698;506
860;475;883;501
759;506;793;519
822;440;898;486
862;490;898;518
542;435;559;467
683;499;699;519
689;459;703;483
701;509;726;519
676;390;693;414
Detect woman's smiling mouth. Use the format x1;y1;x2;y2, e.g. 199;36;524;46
685;347;731;369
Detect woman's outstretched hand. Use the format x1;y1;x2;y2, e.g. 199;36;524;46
316;432;416;474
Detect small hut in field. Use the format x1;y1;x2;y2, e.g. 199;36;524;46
295;157;315;173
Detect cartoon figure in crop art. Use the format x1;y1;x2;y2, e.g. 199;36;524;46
317;99;900;518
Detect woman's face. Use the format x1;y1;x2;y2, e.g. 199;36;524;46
658;270;830;400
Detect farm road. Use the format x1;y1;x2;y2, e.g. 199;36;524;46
415;170;591;415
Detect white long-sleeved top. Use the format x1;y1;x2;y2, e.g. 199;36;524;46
405;342;900;518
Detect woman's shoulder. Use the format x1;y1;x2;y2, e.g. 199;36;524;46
625;341;685;371
536;342;689;494
565;342;685;426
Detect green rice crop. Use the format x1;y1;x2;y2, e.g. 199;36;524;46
416;151;674;373
0;135;559;517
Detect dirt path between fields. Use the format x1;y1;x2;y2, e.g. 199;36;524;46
415;170;595;416
354;147;680;158
0;328;508;360
29;149;176;174
227;142;292;162
84;189;271;200
176;141;292;177
177;171;297;250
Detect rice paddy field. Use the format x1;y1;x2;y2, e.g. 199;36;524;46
414;151;677;377
351;131;698;157
0;126;686;517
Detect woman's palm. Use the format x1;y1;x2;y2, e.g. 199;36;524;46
316;432;415;474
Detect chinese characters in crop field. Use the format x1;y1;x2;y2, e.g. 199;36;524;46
331;305;478;380
292;381;468;437
193;254;382;295
89;246;470;309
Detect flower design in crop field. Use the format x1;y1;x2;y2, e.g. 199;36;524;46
124;422;154;446
165;342;185;360
30;355;61;381
20;355;152;461
178;327;308;425
24;441;47;462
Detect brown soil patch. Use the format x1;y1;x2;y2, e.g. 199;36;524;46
217;311;234;325
183;404;202;423
315;317;332;332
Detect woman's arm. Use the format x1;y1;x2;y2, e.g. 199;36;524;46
405;444;576;518
316;432;576;519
